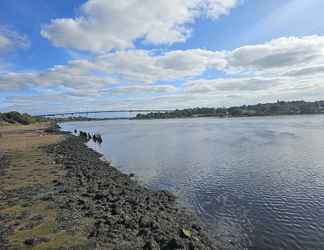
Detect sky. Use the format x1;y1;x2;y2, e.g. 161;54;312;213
1;0;324;114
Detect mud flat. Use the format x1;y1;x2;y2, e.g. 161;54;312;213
0;123;218;249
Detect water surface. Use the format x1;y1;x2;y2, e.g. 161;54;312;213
61;115;324;250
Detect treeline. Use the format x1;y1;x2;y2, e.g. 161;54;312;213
135;100;324;119
0;112;47;125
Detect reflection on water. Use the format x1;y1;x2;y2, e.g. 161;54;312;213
60;115;324;250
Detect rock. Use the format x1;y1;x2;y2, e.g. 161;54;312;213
0;191;7;200
140;216;153;228
94;191;108;200
41;134;215;250
24;237;49;246
163;238;184;250
152;221;160;231
113;242;135;250
24;238;35;246
111;206;121;215
192;223;201;231
144;239;160;250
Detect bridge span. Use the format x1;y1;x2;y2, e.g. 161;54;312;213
40;109;172;117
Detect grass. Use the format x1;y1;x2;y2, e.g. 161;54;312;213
0;122;64;191
0;122;59;152
5;202;92;250
0;124;94;249
33;232;91;250
0;147;64;192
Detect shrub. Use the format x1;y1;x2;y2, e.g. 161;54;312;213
0;112;47;125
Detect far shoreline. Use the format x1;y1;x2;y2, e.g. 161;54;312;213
56;111;324;123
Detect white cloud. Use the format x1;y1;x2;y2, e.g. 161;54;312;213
41;0;239;52
108;85;177;94
0;27;30;53
4;34;324;113
0;61;115;94
3;35;324;93
282;65;324;77
157;49;226;73
226;36;324;74
184;77;285;93
0;48;225;94
183;73;324;101
0;72;35;91
93;49;226;84
3;94;89;114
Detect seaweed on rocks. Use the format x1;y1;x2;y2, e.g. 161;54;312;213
46;135;217;249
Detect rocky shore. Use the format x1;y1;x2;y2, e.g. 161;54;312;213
46;135;216;249
0;124;217;249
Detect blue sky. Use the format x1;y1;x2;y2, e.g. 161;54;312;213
1;0;324;114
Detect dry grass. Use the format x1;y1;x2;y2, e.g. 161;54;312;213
0;122;61;153
0;122;51;132
0;149;64;192
0;123;64;191
0;124;92;249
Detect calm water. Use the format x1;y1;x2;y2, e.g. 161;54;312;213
60;115;324;250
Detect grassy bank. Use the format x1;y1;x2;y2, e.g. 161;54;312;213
0;123;91;249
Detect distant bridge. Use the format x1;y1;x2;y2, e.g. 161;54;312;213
40;109;172;117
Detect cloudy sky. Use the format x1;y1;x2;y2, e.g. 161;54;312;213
1;0;324;114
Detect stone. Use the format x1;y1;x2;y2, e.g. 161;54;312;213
144;239;160;250
140;216;152;228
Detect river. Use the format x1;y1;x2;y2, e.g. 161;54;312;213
60;115;324;250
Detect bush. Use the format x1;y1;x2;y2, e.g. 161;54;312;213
0;112;47;125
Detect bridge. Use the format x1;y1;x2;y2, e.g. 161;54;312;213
40;109;172;117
